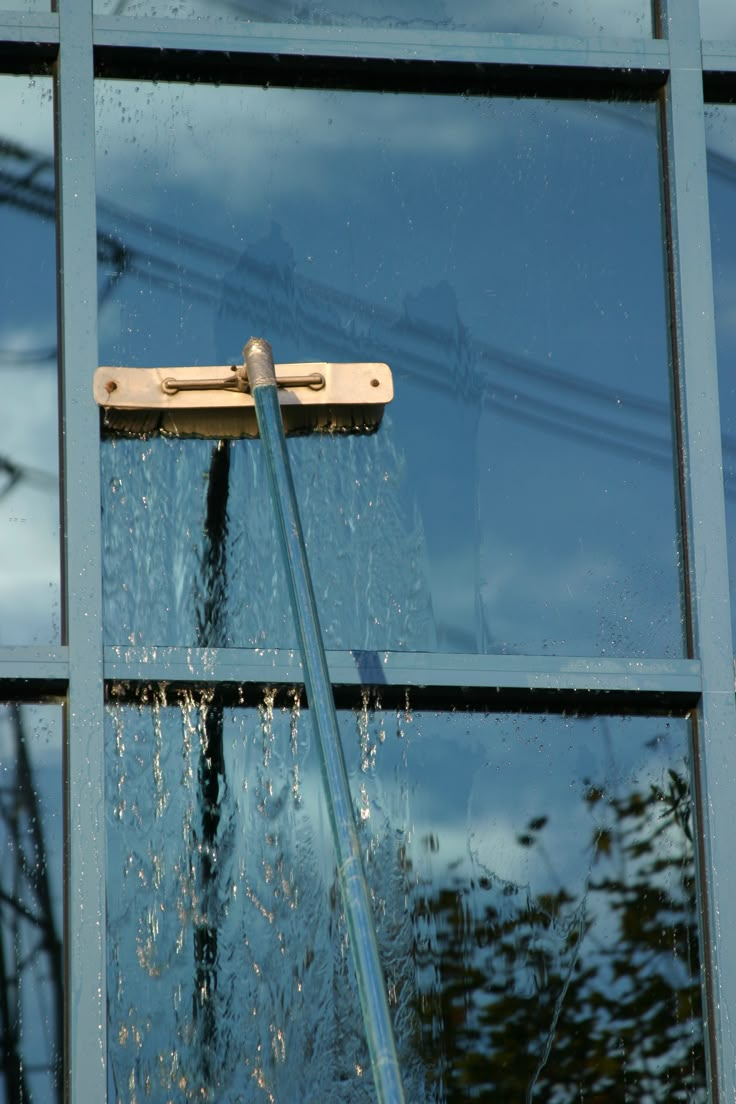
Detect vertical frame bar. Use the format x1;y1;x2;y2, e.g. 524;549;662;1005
54;1;107;1100
662;0;736;1099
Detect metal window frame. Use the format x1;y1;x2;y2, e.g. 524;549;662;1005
1;0;736;1098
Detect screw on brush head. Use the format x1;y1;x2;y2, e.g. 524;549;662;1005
239;339;325;393
240;337;276;391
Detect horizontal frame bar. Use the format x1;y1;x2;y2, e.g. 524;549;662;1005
0;16;732;88
0;645;702;710
0;12;58;37
92;17;669;65
91;22;668;94
0;13;58;71
0;641;702;686
103;645;701;698
703;45;736;101
0;646;69;693
703;41;736;69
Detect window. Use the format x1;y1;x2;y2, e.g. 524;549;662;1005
2;0;735;1100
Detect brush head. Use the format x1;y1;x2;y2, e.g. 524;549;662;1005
95;361;393;439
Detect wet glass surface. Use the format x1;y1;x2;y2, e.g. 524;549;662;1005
0;1;48;9
0;76;60;645
91;0;652;37
700;0;736;39
97;86;683;657
0;703;63;1103
105;696;704;1101
705;106;736;647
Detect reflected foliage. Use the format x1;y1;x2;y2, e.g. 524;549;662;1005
106;702;704;1101
414;769;704;1101
0;705;62;1104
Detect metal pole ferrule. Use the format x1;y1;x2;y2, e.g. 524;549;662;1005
241;337;276;391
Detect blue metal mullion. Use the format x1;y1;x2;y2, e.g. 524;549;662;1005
702;41;736;72
0;13;57;73
90;15;670;71
102;644;702;697
55;0;107;1101
0;11;59;39
662;0;736;1099
0;646;68;686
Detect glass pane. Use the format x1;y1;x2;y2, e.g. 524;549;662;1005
0;76;60;645
700;0;736;39
91;0;652;36
0;703;63;1103
705;106;736;647
0;1;48;9
105;697;704;1100
97;86;682;657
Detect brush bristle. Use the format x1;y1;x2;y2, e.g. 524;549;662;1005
102;403;385;440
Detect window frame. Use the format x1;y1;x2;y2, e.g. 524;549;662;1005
1;0;735;1098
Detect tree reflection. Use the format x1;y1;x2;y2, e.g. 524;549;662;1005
413;768;704;1101
0;705;62;1104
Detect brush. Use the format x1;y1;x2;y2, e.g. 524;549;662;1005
94;352;393;438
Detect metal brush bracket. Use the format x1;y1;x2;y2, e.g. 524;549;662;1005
94;354;392;438
161;364;326;395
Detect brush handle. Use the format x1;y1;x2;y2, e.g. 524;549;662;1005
245;337;406;1104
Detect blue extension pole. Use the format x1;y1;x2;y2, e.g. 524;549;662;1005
243;338;406;1104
